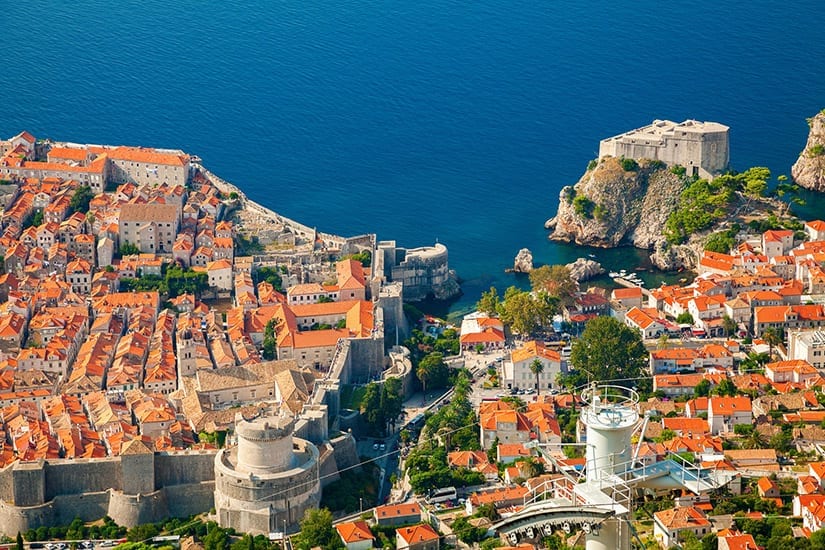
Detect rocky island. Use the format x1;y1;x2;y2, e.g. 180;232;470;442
546;117;816;271
792;109;825;191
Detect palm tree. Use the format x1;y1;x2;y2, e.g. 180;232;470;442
763;327;783;360
742;428;768;450
416;365;429;405
529;358;545;397
657;334;669;350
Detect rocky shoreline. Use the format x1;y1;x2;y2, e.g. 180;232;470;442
542;111;825;273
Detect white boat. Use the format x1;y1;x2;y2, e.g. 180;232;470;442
627;272;637;278
609;272;619;278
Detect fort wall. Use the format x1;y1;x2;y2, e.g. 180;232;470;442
154;451;220;489
0;449;220;536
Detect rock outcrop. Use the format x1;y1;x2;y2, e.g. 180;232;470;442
432;270;462;301
549;157;684;249
565;258;604;282
513;248;533;273
649;241;701;272
791;109;825;191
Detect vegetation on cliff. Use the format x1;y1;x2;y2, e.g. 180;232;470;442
549;157;685;249
663;167;775;245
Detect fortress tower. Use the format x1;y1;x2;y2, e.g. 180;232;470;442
214;410;321;535
599;119;729;179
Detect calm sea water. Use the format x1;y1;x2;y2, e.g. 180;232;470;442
4;0;825;317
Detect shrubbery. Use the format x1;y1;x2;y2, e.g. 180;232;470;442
704;225;740;253
573;195;595;218
620;157;639;171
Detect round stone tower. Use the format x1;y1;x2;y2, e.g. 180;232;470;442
235;415;296;473
214;410;320;535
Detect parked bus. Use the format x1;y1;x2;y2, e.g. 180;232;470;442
427;486;457;505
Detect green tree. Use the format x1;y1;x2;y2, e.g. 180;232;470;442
119;242;141;256
296;509;343;550
262;319;276;360
529;358;544;396
655;428;677;443
694;379;711;398
711;378;738;397
676;312;694;325
769;429;793;454
573;195;595;218
722;314;737;337
127;523;159;542
360;382;383;435
569;316;647;387
763;327;783;360
742;166;771;199
476;286;501;316
499;287;541;335
202;522;229;550
254;266;283;292
529;265;578;307
741;428;768;450
381;376;404;433
68;185;94;215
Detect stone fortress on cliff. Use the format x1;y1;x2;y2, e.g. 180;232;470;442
598;119;729;179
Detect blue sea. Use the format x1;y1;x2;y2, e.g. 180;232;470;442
4;0;825;317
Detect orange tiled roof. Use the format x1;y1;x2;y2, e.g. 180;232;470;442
335;521;374;544
396;524;439;545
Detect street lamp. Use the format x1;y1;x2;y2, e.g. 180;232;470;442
359;497;363;513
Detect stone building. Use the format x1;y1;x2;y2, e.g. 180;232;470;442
214;411;321;534
108;146;190;187
599;119;729;179
374;241;452;302
118;203;180;254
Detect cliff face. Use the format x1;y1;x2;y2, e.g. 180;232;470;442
548;157;684;249
791;110;825;191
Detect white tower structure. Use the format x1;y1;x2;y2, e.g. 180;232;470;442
580;384;639;550
492;383;734;549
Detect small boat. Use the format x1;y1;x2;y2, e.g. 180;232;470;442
627;273;637;279
678;277;688;283
588;254;596;259
609;272;619;278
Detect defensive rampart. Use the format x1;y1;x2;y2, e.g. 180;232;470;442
0;449;219;536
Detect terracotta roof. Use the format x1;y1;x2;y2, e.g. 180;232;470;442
335;521;374;544
757;476;778;493
612;286;643;300
119;202;178;223
511;340;560;363
375;502;421;519
396;524;439;545
662;417;710;434
654;506;710;530
109;146;189;166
